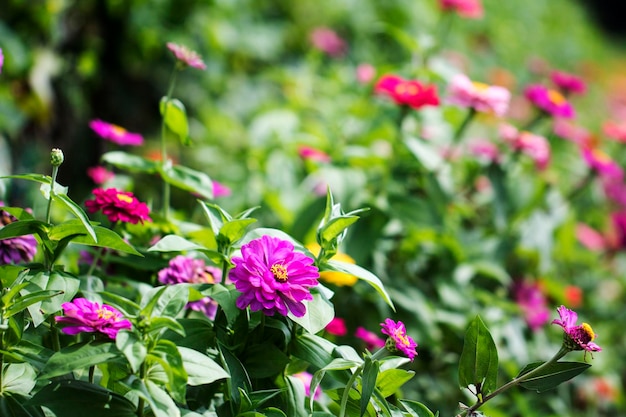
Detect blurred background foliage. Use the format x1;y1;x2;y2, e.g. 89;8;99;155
2;0;626;416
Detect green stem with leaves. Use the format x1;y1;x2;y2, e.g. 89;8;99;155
160;67;179;221
45;165;59;224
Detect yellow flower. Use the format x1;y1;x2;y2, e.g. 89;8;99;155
306;243;358;287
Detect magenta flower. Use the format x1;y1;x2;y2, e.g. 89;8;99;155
551;70;586;95
325;317;347;336
293;371;322;400
439;0;484;18
229;235;319;317
447;74;510;116
582;146;624;180
298;145;331;163
309;27;347;57
513;281;550;331
85;188;152;224
552;305;601;353
380;318;418;361
610;212;626;250
524;84;575;119
355;326;385;350
603;120;626;143
87;166;115;185
0;205;37;265
89;119;144;146
167;42;206;70
55;298;132;339
212;180;232;198
158;255;222;319
375;74;440;109
0;48;3;74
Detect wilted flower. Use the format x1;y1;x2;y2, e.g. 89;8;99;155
552;305;601;353
447;74;510;116
87;166;115;185
85;188;152;224
293;371;322;400
158;255;223;319
550;70;586;95
380;318;418;361
524;84;575;119
309;27;347;57
89;119;144;146
166;42;206;70
513;280;550;331
298;145;331;163
0;206;37;265
355;326;385;350
374;74;440;110
325;317;347;336
306;243;357;286
581;146;623;180
439;0;484;18
55;298;132;339
229;235;319;317
212;180;232;198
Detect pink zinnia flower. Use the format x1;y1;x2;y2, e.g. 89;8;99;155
0;205;37;265
0;48;3;74
355;326;385;351
576;223;607;251
380;318;418;361
293;371;322;400
552;305;601;353
439;0;484;18
89;119;144;146
55;298;132;339
602;176;626;208
85;188;152;224
467;139;501;163
87;166;115;185
551;70;586;95
309;27;346;57
610;211;626;250
212;180;232;198
356;63;376;84
553;119;590;145
325;317;347;336
581;146;623;180
374;74;440;109
603;120;626;143
166;42;206;70
513;281;550;331
158;255;222;319
298;145;331;163
524;84;575;119
502;125;550;170
229;235;319;317
447;74;510;116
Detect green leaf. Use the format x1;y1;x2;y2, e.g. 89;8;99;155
219;342;251;410
52;194;97;242
0;220;48;241
116;330;147;374
150;339;188;404
179;346;229;385
292;333;336;369
140;285;188;319
325;261;395;311
49;221;140;255
0;340;54;372
24;270;80;326
319;216;359;246
202;284;241;326
1;174;66;195
518;361;591;393
399;400;435;417
160;97;190;145
243;343;290;379
0;393;45;417
39;341;122;379
5;290;63;318
284;375;308;417
2;363;37;396
101;151;159;173
376;369;415;397
289;290;334;335
147;235;207;252
159;164;213;200
458;316;499;395
130;378;180;417
360;358;379;417
198;201;231;236
219;218;257;245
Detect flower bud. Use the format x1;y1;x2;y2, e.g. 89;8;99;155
50;148;64;167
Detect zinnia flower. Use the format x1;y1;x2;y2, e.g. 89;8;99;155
552;305;601;353
356;63;376;85
603;120;626;143
550;70;586;95
467;139;501;164
87;166;115;185
229;235;319;317
85;188;152;224
309;27;346;57
581;146;623;180
55;298;132;339
355;326;385;350
293;371;322;400
325;317;347;336
575;223;606;251
166;42;206;70
0;48;3;73
298;145;331;163
439;0;484;18
374;74;440;110
306;243;357;286
158;255;222;319
524;84;575;119
212;180;232;198
380;318;418;361
501;125;550;170
0;206;37;265
513;280;550;331
447;74;510;116
89;119;144;146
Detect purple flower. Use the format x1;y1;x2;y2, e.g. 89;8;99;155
380;318;418;361
55;298;132;339
167;42;206;70
0;48;4;74
158;256;222;319
212;180;232;198
89;119;144;146
229;235;319;317
524;84;575;119
551;70;586;95
513;281;550;331
552;305;601;353
355;326;386;350
0;206;37;265
293;371;322;400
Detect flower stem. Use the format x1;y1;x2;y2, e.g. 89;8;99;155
465;346;570;415
523;111;547;132
160;67;179;221
566;169;596;202
338;363;364;417
49;315;61;352
453;108;476;145
45;165;59;224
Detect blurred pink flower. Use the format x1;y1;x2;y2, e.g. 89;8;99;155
602;176;626;207
87;166;115;185
380;318;418;361
55;298;132;339
553;119;590;144
513;281;550;331
356;63;376;84
89;119;144;146
576;223;607;251
552;305;601;353
0;204;37;265
610;211;626;249
602;120;626;143
581;146;623;180
467;139;501;163
85;188;152;224
447;74;510;116
212;180;231;198
0;48;3;73
355;326;385;350
293;372;322;400
325;317;347;336
166;42;206;70
524;84;575;119
298;145;331;163
502;125;550;170
551;70;586;95
440;0;483;18
310;27;346;57
375;74;440;109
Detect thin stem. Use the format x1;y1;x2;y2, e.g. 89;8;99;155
137;361;147;417
523;111;547;132
452;108;476;145
338;363;364;417
566;169;596;202
465;346;570;415
49;315;61;352
86;247;105;277
46;165;59;224
160;67;179;221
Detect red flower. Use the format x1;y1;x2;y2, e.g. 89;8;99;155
374;74;440;109
85;188;152;224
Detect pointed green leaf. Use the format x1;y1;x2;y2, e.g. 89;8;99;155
325;260;395;310
458;316;498;395
130;378;180;417
518;361;591;393
178;346;229;385
48;221;140;255
6;290;63;318
159;164;213;199
52;194;97;242
140;285;188;319
360;358;379;417
116;330;147;374
285;375;308;417
147;235;207;252
150;339;188;404
198;201;229;236
376;368;415;397
219;218;257;245
160;97;190;145
399;400;435;417
39;341;122;379
2;363;37;396
0;220;48;241
0;392;45;417
319;216;359;245
1;174;67;195
101;151;159;173
289;290;334;335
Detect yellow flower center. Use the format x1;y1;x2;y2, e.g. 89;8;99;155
548;89;566;105
116;193;134;204
98;308;116;320
395;83;419;96
111;125;127;136
271;263;289;282
581;322;595;341
472;81;490;91
591;148;611;164
394;330;411;347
